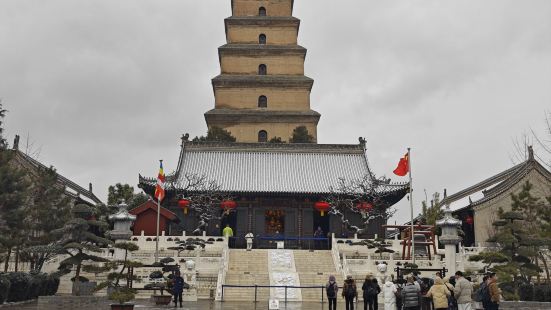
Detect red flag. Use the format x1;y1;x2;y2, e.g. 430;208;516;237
393;153;409;176
154;161;165;202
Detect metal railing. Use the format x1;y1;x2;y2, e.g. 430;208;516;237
220;284;335;303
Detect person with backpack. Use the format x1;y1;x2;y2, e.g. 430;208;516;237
362;276;377;310
383;279;397;310
326;275;339;310
343;275;358;310
395;278;405;310
424;277;450;310
453;271;473;310
472;276;488;310
401;276;421;310
372;278;381;310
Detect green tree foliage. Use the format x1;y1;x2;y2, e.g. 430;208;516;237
192;126;236;142
469;183;548;300
0;103;7;149
53;204;113;295
289;126;314;143
23;166;73;271
421;192;442;225
0;107;29;272
107;183;148;210
88;242;141;303
268;136;284;143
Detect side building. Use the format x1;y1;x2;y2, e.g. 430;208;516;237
138;138;409;246
8;135;102;207
445;147;551;246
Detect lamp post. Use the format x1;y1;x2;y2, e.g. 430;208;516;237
435;204;462;275
108;201;137;259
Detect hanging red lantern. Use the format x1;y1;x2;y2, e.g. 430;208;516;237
178;199;190;215
465;216;474;225
314;201;330;216
356;202;373;212
220;200;237;211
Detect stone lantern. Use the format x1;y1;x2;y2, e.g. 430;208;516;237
436;204;462;275
108;201;137;259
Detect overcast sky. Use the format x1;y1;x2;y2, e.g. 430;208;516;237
1;0;550;224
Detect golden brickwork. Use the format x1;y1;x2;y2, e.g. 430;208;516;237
215;88;310;111
222;122;317;143
207;0;320;143
232;0;293;17
226;26;298;45
221;55;304;75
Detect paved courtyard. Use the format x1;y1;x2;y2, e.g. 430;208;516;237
2;300;376;310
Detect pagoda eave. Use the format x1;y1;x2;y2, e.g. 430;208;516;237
212;75;314;90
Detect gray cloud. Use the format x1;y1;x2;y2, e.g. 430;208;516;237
1;0;550;224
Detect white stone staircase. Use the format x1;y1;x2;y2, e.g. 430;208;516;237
221;249;270;301
294;250;343;301
221;249;342;302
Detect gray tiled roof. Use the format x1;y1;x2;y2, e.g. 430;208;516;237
168;142;404;195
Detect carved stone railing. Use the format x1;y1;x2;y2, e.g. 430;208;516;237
215;237;230;301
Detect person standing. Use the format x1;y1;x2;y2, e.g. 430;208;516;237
424;277;450;310
401;276;421;310
453;271;473;310
314;226;324;249
486;273;501;310
326;275;339;310
223;224;233;247
372;278;381;310
343;275;358;310
383;279;397;310
362;276;377;310
172;270;187;308
245;231;254;250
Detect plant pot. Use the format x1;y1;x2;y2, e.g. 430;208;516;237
152;295;172;305
110;304;134;310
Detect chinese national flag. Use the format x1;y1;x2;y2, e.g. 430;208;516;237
393;153;409;176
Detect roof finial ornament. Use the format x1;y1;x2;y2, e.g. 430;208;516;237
13;135;20;150
181;133;189;146
358;137;367;149
528;145;534;161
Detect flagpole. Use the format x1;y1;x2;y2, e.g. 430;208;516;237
408;148;415;264
155;160;162;263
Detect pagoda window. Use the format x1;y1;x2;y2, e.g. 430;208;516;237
259;34;266;45
259;7;266;16
258;64;267;75
258;130;268;142
258;95;268;108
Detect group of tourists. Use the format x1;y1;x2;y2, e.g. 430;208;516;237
325;271;501;310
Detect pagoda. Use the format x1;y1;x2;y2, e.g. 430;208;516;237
205;0;320;143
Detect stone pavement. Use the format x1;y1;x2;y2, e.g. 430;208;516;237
2;300;375;310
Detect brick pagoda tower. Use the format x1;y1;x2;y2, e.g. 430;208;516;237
205;0;320;143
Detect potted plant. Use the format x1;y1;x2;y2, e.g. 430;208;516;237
146;257;179;305
88;242;142;310
108;287;135;310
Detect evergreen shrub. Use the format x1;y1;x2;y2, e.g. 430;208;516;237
0;273;10;304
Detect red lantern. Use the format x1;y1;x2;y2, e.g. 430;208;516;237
356;202;373;212
314;201;330;216
220;200;237;211
465;216;474;225
178;199;190;215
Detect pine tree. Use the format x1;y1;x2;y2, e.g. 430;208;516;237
107;183;148;209
0;105;29;272
289;126;314;143
23;166;72;271
0;103;7;149
53;204;113;295
192;126;236;142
